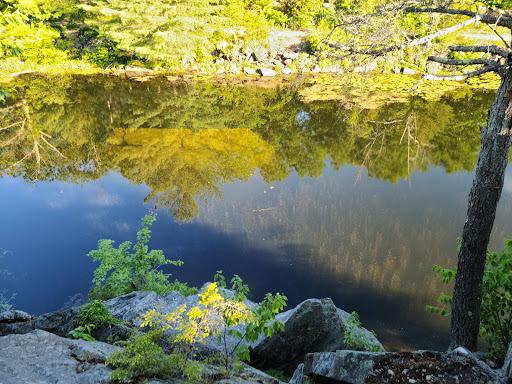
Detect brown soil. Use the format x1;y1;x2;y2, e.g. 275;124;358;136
365;351;505;384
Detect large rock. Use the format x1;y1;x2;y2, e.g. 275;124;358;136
0;329;283;384
259;67;276;77
0;329;119;384
34;307;81;337
291;349;506;384
123;64;153;78
105;287;258;355
250;298;384;374
303;350;388;384
503;341;512;379
0;307;80;337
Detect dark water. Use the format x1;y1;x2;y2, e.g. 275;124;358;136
1;74;510;351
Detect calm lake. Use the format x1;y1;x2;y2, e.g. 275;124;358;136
1;74;511;351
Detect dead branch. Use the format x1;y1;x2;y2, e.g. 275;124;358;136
448;45;510;58
329;15;478;56
0;120;24;132
0;119;27;147
405;6;512;29
427;56;496;66
40;135;67;158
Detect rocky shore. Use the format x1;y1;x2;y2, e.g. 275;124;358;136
0;285;511;383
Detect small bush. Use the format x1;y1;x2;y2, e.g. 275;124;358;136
77;299;118;327
106;328;202;383
343;311;381;352
427;238;512;361
88;213;190;300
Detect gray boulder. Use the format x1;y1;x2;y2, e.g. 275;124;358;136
503;341;512;378
34;307;81;337
0;309;35;336
303;350;388;384
0;329;283;384
252;47;268;62
0;329;119;384
123;64;153;78
0;307;81;337
282;51;300;60
250;298;384;374
259;67;276;77
289;363;306;384
105;287;258;355
294;349;506;384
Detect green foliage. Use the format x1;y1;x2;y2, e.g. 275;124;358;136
427;238;512;361
481;0;510;9
69;299;120;342
284;0;323;28
88;213;185;300
106;328;202;383
0;89;10;101
69;324;96;341
81;0;269;65
0;289;16;312
213;271;287;365
0;8;68;64
82;38;127;68
77;299;118;327
343;311;381;352
1;0;82;21
264;369;291;382
126;273;287;381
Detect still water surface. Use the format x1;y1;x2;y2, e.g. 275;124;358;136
1;74;511;351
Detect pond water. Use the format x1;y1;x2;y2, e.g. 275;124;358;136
1;74;511;351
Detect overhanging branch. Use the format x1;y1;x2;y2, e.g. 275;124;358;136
427;55;496;66
405;6;512;29
448;45;510;58
330;15;478;56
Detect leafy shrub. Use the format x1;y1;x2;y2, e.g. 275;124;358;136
77;299;118;327
69;324;96;341
284;0;323;28
343;311;381;352
108;273;287;382
106;328;202;383
1;0;83;21
82;39;125;68
0;289;16;312
88;213;191;300
69;299;120;341
0;9;68;64
427;238;512;361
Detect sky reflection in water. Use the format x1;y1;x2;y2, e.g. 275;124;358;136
1;74;510;351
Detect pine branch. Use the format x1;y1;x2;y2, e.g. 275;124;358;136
448;45;510;58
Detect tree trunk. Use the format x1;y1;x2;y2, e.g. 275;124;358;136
450;68;512;350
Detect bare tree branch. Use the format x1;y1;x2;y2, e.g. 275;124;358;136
489;14;510;49
448;45;510;58
427;55;496;66
329;15;478;56
0;120;24;132
405;6;512;29
40;135;67;158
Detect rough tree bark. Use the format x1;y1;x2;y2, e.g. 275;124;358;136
451;67;512;350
